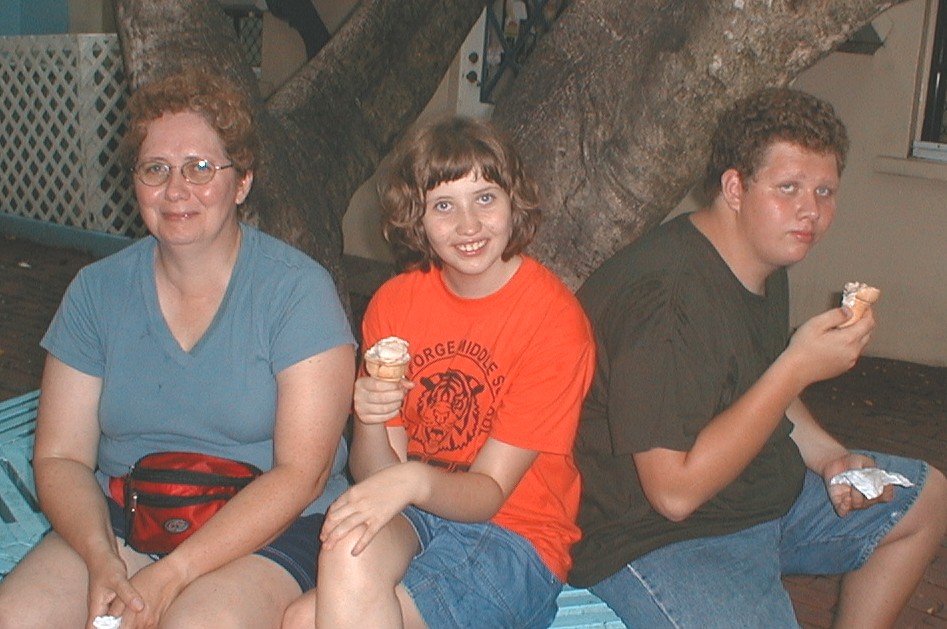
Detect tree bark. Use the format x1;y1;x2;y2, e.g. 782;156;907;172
114;0;909;297
493;0;908;289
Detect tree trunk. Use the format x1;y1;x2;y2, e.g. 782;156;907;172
114;0;909;297
492;0;908;289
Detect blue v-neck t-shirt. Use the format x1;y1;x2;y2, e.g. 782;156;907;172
42;224;355;515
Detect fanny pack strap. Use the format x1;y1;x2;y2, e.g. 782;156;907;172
108;475;127;508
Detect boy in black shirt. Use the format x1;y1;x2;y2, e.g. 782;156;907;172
571;87;947;628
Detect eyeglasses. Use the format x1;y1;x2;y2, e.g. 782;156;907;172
132;158;234;186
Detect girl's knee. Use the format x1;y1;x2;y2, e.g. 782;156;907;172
317;529;368;576
318;526;405;593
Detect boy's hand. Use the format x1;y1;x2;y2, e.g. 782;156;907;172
823;452;894;516
785;306;874;386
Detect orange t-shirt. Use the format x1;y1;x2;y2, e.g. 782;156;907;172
362;256;595;581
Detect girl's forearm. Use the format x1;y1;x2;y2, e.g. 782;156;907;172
403;461;506;522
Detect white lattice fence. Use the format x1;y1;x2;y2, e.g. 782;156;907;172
0;34;145;238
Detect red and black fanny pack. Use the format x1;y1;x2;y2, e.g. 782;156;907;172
109;451;262;554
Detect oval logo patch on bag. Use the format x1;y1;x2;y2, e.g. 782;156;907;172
163;518;190;534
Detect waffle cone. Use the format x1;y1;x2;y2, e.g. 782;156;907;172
839;285;880;328
364;356;409;381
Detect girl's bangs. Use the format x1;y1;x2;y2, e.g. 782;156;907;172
422;144;506;192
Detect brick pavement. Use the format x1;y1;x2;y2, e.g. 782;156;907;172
0;234;97;401
789;357;947;628
1;232;945;627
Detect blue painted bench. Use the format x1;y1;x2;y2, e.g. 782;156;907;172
0;389;45;578
0;390;623;627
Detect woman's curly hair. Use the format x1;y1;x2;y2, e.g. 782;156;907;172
702;87;849;200
121;69;258;177
380;117;542;272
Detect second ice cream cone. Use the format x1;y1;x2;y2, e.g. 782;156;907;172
839;282;880;328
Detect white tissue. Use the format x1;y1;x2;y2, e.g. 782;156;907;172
829;467;914;500
93;616;122;629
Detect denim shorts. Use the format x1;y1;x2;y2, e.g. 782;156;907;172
107;496;323;591
590;451;927;629
400;506;562;629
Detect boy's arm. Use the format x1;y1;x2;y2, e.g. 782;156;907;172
786;398;892;516
634;307;873;522
785;397;848;472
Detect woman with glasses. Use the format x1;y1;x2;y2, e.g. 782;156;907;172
0;70;356;629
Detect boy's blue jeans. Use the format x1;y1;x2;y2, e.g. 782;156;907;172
590;451;927;629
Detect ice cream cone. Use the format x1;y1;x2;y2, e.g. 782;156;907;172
839;283;880;328
364;336;411;381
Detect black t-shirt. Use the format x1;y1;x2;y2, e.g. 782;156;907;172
569;214;806;587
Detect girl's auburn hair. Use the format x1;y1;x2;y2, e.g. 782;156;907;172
380;117;542;272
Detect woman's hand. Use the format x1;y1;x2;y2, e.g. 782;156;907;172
321;462;421;555
353;375;414;425
103;558;188;629
84;550;145;629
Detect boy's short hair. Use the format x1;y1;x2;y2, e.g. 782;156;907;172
380;117;542;272
121;69;258;177
702;87;849;199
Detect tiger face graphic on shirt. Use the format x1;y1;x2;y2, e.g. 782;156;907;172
409;341;498;467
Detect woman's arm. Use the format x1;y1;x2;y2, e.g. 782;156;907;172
33;355;146;620
34;356;110;557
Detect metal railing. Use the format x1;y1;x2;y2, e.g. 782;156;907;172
479;0;565;104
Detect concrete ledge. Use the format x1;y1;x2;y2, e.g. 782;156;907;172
0;214;134;259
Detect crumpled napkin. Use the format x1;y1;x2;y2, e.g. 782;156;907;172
829;467;914;500
93;616;122;629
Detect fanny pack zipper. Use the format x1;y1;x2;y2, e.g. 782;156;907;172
130;467;255;488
